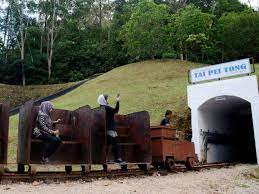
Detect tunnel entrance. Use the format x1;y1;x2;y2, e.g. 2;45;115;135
198;95;257;164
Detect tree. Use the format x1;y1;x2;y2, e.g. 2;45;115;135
120;0;171;60
186;0;215;12
155;0;187;13
213;0;247;16
39;0;71;80
3;0;34;85
0;38;4;53
186;0;247;15
217;10;259;61
174;5;213;61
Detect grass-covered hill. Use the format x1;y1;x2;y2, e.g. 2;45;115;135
0;82;76;108
6;60;259;162
52;60;202;125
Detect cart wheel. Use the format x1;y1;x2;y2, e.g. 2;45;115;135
165;158;175;171
28;165;37;176
138;164;151;171
81;165;91;174
185;157;195;170
121;164;128;172
65;166;72;174
18;164;25;174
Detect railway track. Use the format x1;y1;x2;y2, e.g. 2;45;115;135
0;163;236;183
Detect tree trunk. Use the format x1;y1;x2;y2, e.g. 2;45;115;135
47;0;57;80
185;44;188;61
3;7;10;64
179;42;184;61
180;54;184;61
107;0;111;43
19;7;26;86
99;0;102;26
5;30;10;64
39;0;44;54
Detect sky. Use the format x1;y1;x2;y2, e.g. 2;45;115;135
241;0;259;10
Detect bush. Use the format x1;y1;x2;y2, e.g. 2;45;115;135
162;52;177;59
69;71;85;82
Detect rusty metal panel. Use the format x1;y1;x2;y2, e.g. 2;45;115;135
127;111;152;163
0;102;10;164
115;111;152;163
17;100;34;165
91;107;106;164
152;139;196;162
54;124;73;140
151;139;173;157
51;109;72;125
19;101;93;165
151;126;176;139
51;109;73;141
150;126;197;163
30;142;84;164
72;105;92;163
171;140;197;161
29;107;73;163
30;106;93;164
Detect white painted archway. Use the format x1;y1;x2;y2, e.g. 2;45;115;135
188;75;259;164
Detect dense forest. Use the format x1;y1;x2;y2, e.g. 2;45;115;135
0;0;258;85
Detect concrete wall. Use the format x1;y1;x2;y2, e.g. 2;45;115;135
188;75;259;164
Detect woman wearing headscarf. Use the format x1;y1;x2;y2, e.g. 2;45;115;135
97;94;124;163
32;101;61;164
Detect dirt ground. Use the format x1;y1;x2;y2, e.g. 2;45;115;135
0;164;258;194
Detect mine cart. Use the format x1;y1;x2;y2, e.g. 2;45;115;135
0;102;10;171
17;100;92;175
151;126;197;171
91;107;152;171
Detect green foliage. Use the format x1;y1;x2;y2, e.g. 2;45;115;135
120;0;171;60
162;52;177;59
214;0;247;16
69;71;85;82
0;0;258;85
186;0;216;12
187;0;247;15
217;11;259;61
173;5;213;61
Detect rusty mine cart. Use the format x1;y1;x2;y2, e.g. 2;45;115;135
151;126;198;171
17;100;92;175
91;107;152;172
17;101;152;174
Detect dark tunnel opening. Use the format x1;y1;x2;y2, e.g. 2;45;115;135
198;95;257;164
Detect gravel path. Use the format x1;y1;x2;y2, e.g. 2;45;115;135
0;164;258;194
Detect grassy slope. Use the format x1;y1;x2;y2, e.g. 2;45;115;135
7;60;259;163
53;60;201;123
0;82;76;108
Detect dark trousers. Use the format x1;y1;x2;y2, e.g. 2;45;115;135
107;135;120;160
38;133;61;158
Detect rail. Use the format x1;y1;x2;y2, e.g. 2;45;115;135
0;163;237;183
